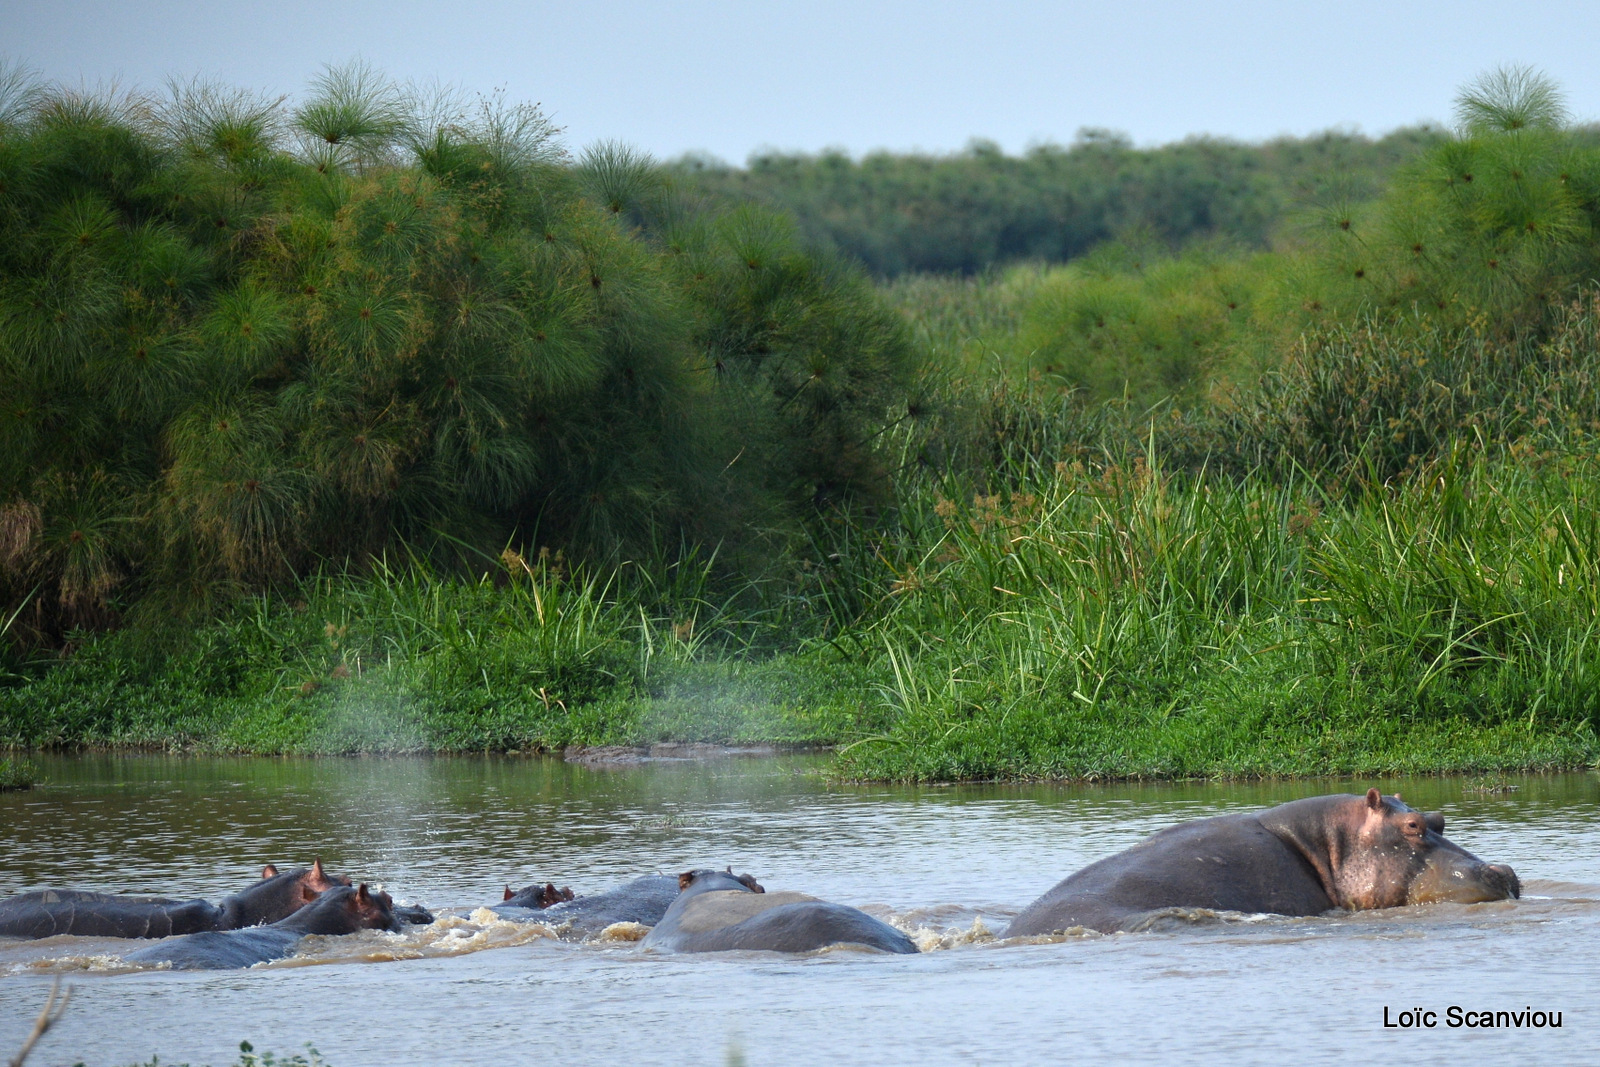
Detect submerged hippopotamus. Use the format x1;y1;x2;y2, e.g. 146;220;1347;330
0;861;349;940
640;869;919;954
500;881;577;910
1005;789;1521;937
493;875;679;938
124;884;402;970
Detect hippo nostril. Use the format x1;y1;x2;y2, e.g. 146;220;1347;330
1486;864;1521;899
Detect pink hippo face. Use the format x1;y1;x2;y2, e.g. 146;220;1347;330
1332;789;1519;910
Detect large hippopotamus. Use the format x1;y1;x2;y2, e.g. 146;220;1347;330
1005;789;1521;937
640;869;919;954
494;875;681;938
0;861;349;940
124;884;401;970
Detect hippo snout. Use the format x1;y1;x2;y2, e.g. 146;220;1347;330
1485;863;1521;900
1408;852;1521;905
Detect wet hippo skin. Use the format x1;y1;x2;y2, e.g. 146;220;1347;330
495;875;682;938
124;884;401;970
1006;789;1522;936
0;861;349;940
499;881;576;911
641;869;919;954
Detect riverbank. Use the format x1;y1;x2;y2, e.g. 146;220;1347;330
5;449;1600;782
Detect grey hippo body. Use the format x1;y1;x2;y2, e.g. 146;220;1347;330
0;862;349;940
641;869;919;954
496;875;682;938
1006;790;1522;937
124;884;401;970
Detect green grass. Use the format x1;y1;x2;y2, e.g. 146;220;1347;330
0;552;879;754
829;447;1600;780
7;448;1597;782
11;291;1600;779
0;755;37;790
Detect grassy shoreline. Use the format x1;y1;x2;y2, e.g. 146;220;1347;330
6;451;1600;782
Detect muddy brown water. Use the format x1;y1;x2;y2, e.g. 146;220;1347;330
0;755;1596;1066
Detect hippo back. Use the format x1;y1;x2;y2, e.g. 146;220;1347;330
0;889;223;940
642;883;918;954
1005;811;1335;936
125;884;400;971
498;875;681;938
124;927;302;970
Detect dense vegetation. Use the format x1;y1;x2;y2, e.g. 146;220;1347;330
4;64;1600;781
0;62;915;645
0;754;35;790
674;127;1447;276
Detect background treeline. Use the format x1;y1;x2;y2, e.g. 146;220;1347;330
5;64;1600;781
0;62;915;644
673;126;1448;276
887;66;1600;412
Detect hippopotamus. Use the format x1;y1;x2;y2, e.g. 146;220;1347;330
1005;789;1522;937
500;881;577;911
124;884;401;970
640;869;919;954
493;875;676;938
391;902;435;925
0;861;349;940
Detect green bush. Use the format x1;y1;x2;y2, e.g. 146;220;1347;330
0;63;914;643
1297;66;1600;332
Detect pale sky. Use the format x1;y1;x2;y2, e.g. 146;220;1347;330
3;1;1596;162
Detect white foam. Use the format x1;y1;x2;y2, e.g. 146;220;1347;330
597;922;651;942
892;914;999;952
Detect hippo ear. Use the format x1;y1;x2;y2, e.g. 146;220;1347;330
504;884;515;901
311;858;326;884
678;871;695;891
1426;812;1445;833
356;883;371;906
261;864;278;879
1365;788;1384;810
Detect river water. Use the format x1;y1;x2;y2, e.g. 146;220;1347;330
0;755;1595;1066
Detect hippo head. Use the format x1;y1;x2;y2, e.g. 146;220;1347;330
293;859;351;901
502;882;576;908
348;883;404;934
1330;790;1519;910
291;883;404;936
222;859;353;929
676;867;765;896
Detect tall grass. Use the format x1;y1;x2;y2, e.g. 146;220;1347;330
0;546;877;753
832;448;1600;780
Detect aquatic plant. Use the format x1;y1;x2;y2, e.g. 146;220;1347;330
0;755;36;790
1297;65;1600;333
118;1040;327;1067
